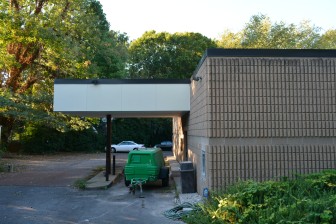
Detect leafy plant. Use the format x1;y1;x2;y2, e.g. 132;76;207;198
73;179;87;190
182;170;336;224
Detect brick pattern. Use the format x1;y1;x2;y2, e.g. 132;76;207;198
208;57;336;138
207;145;336;190
189;60;210;137
188;55;336;193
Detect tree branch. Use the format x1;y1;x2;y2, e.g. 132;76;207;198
61;0;70;19
10;0;20;11
35;0;47;15
18;76;38;94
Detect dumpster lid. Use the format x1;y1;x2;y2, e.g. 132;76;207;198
180;161;193;170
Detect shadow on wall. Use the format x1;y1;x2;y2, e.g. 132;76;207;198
173;116;185;162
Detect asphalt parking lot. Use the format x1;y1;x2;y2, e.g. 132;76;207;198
0;152;184;224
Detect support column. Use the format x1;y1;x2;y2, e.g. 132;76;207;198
106;115;112;181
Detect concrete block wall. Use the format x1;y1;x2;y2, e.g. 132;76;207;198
207;144;336;190
189;59;210;138
208;57;336;138
188;50;336;193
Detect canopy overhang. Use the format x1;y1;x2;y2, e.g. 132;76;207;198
53;79;191;118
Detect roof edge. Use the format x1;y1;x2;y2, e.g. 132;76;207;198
205;48;336;58
54;79;191;85
192;48;336;77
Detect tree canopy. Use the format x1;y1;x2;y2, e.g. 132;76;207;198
128;31;217;79
0;0;128;148
217;14;335;49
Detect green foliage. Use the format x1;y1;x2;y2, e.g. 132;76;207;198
73;179;87;190
110;118;172;147
316;29;336;49
183;170;336;224
0;0;106;88
217;14;322;49
128;31;217;79
0;89;53;123
0;0;128;148
20;124;105;154
90;30;129;79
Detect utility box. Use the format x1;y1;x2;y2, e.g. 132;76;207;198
180;161;196;193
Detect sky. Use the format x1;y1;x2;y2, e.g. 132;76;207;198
98;0;336;41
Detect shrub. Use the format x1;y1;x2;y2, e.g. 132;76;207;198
182;170;336;224
20;125;105;154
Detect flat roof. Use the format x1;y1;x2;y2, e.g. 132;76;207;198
193;48;336;77
204;48;336;58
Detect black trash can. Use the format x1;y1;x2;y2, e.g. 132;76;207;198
180;161;196;193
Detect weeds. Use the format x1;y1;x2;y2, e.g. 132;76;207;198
73;166;105;190
73;179;87;190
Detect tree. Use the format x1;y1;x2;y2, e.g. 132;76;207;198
0;0;124;147
216;30;243;48
1;0;101;91
128;31;217;79
90;30;129;79
217;14;322;49
316;29;336;49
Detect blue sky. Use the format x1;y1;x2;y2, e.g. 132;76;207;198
99;0;336;41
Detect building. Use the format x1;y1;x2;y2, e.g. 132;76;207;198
54;48;336;194
173;48;336;193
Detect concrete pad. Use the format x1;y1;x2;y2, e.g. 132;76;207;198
86;171;122;190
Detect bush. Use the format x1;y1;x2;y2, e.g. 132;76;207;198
182;170;336;224
20;125;105;154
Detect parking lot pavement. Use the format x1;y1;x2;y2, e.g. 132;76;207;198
0;153;127;187
0;178;184;224
0;152;185;223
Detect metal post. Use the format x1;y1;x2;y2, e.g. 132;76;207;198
0;125;2;147
106;115;112;181
112;155;115;175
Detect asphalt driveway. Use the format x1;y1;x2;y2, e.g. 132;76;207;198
0;153;119;187
0;152;183;224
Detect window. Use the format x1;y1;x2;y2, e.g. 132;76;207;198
131;155;141;163
202;148;206;177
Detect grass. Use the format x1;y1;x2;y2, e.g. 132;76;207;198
182;170;336;224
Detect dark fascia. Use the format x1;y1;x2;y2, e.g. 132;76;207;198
205;48;336;58
54;78;191;85
192;48;336;77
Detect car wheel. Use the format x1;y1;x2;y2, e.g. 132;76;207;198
112;147;116;153
160;167;170;187
162;175;169;187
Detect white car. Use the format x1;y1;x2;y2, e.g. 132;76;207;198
111;141;145;153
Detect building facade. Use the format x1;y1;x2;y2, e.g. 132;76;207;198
173;49;336;193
